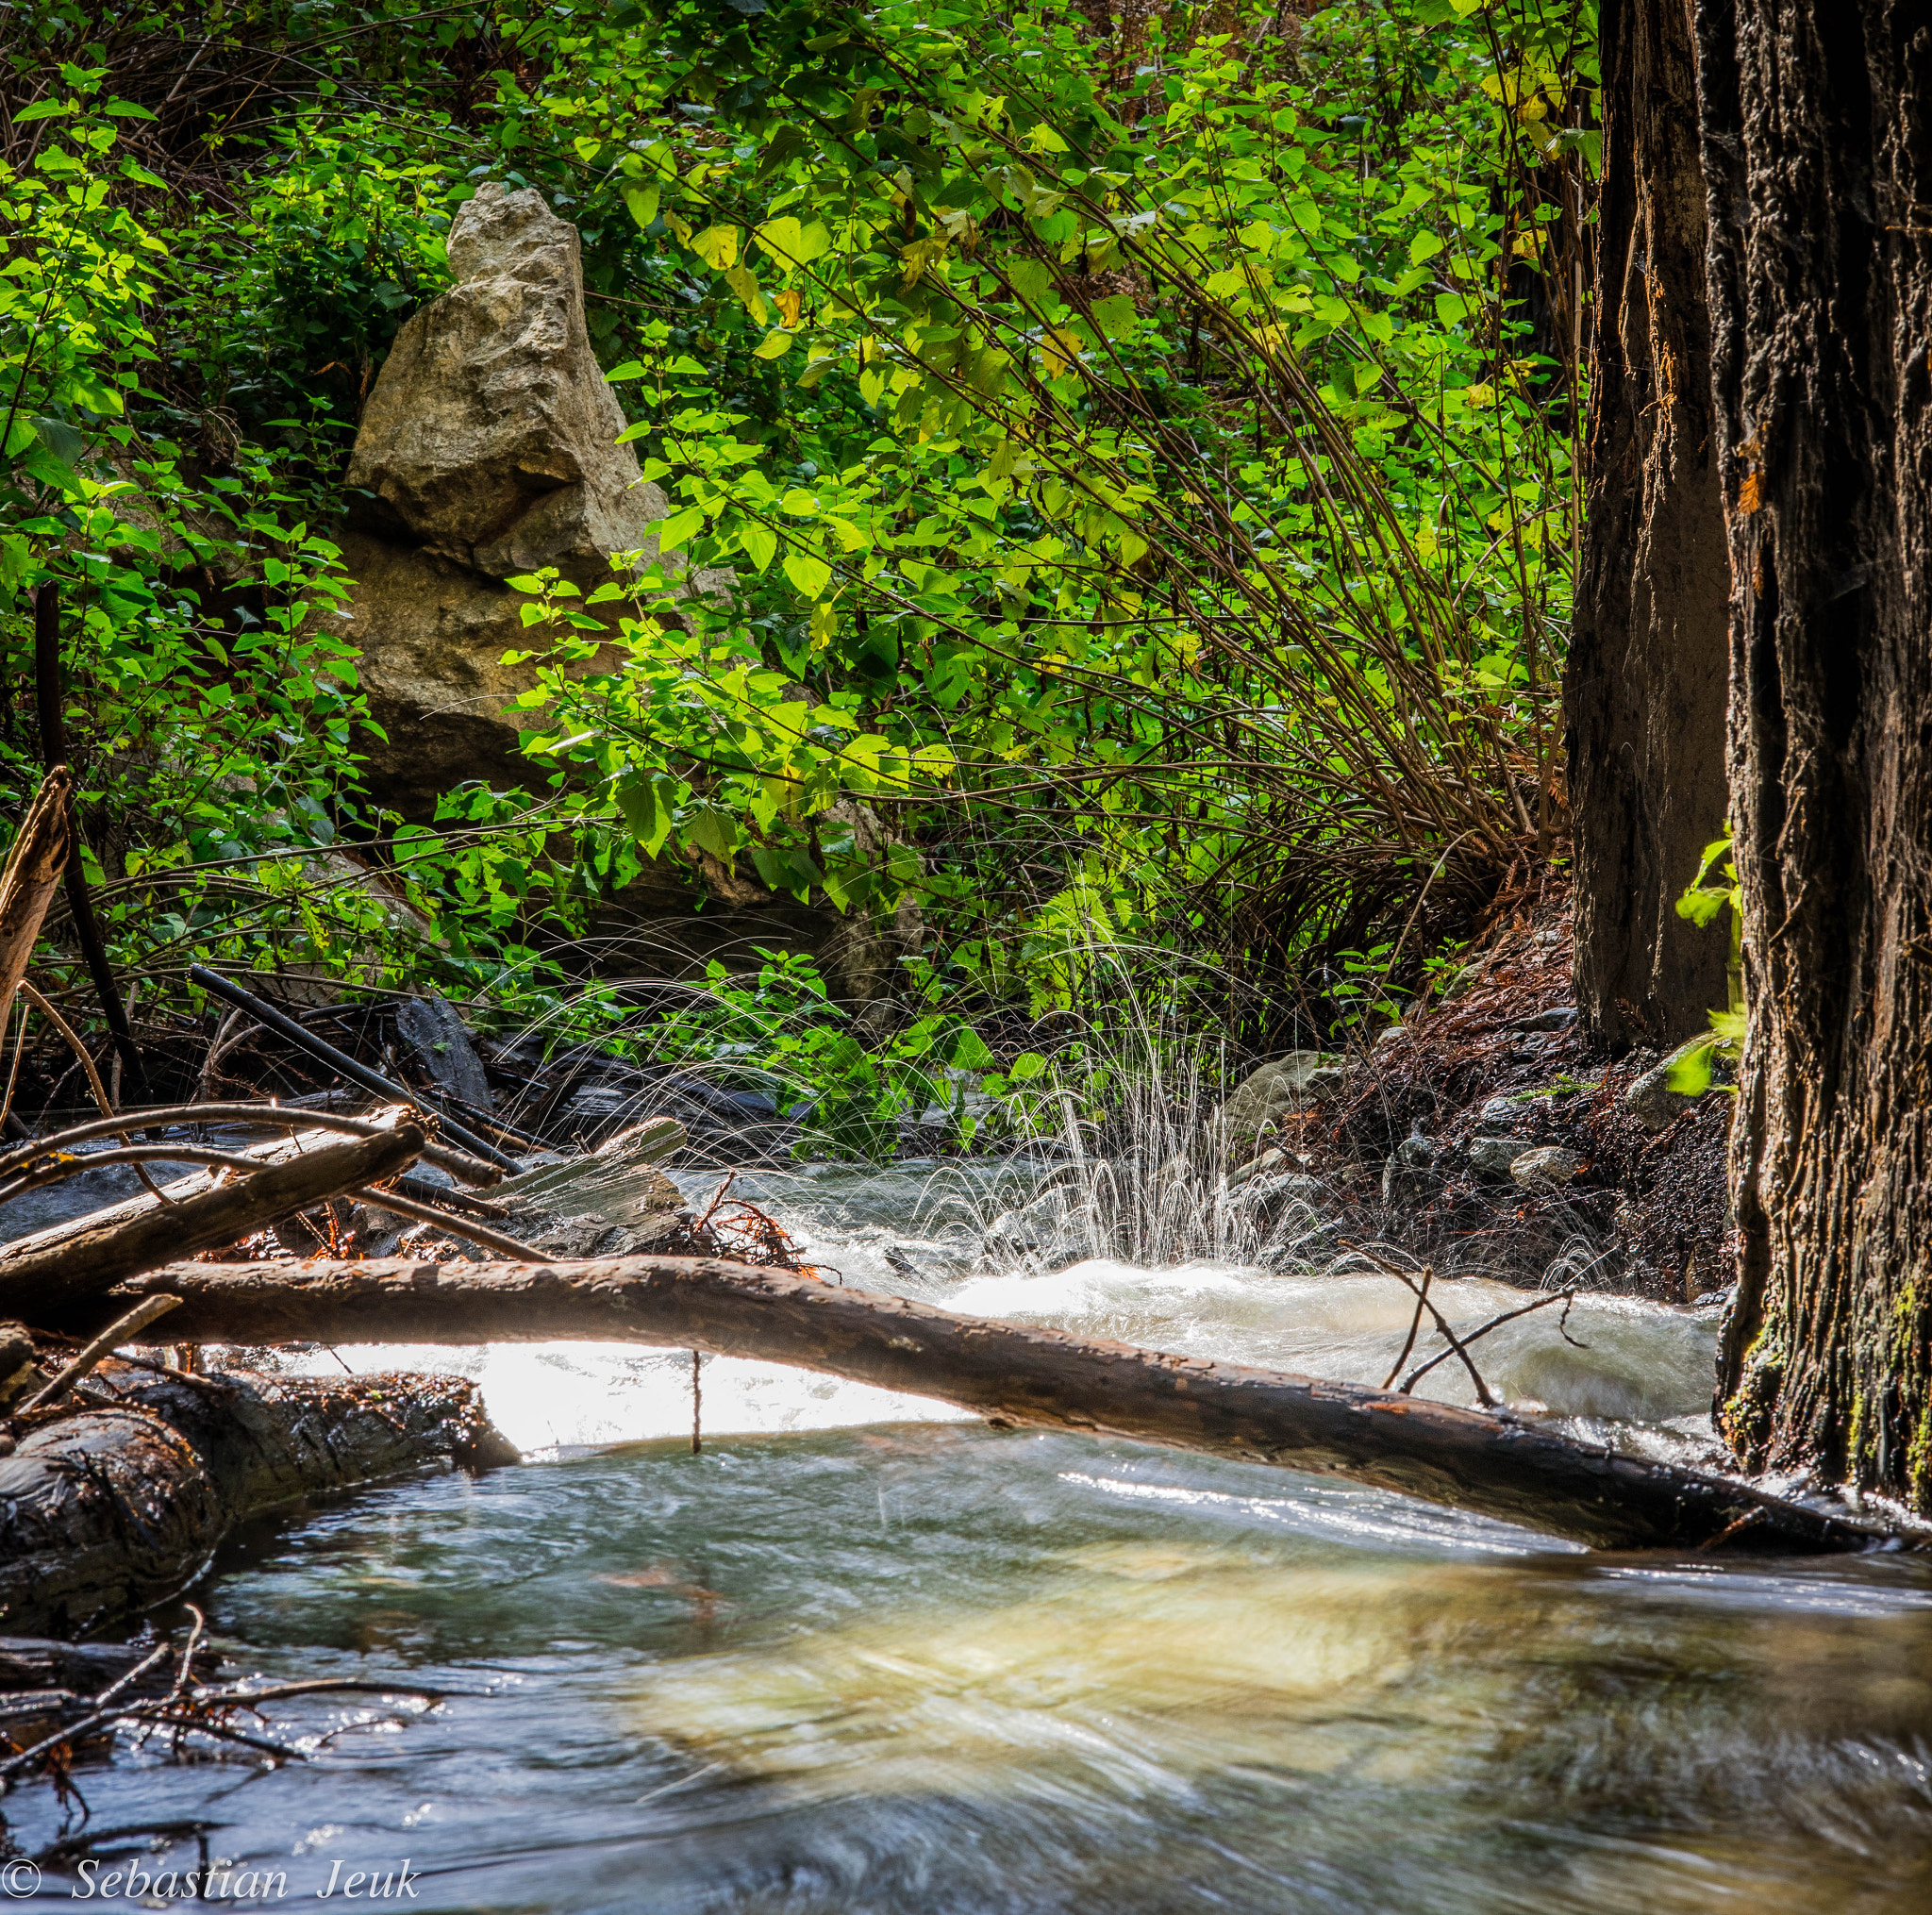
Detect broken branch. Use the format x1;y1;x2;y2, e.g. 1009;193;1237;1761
0;1125;426;1321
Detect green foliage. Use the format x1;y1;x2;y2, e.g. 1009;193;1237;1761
0;0;1602;1139
1670;827;1745;1096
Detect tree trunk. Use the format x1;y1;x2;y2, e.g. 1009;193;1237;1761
1700;0;1932;1506
1567;0;1733;1053
81;1255;1872;1554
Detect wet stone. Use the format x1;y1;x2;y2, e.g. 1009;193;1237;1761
1467;1136;1539;1178
1510;1145;1583;1185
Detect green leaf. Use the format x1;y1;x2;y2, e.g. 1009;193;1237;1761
13;100;74;124
622;181;659;230
1664;1041;1716;1098
653;507;707;551
739;521;778;573
782;549;832;598
948;1027;995;1070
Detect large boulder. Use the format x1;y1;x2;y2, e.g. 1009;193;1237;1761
346;182;666;574
336;183;668;814
331;185;917;1012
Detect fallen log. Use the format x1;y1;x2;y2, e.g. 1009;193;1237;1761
0;1125;425;1321
92;1254;1874;1555
0;1363;518;1636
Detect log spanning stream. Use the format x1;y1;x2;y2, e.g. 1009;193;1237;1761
8;1158;1932;1911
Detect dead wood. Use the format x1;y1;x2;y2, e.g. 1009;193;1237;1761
0;1100;504;1189
13;1294;183;1414
92;1253;1874;1555
0;1364;517;1637
0;1125;425;1323
186;964;520;1171
0;1634;221;1697
0;766;72;1031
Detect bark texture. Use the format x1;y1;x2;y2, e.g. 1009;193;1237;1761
1567;0;1733;1053
90;1255;1871;1553
1700;0;1932;1503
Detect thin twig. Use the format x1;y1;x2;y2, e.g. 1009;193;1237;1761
1402;1289;1582;1395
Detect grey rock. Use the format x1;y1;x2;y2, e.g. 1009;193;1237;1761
1391;1130;1440;1168
1511;1005;1577;1032
1510;1145;1583;1185
1382;1129;1442;1207
1625;1040;1716;1131
1475;1096;1522;1135
394;994;492;1108
1467;1135;1539;1177
1229;1146;1290;1189
1219;1052;1344;1154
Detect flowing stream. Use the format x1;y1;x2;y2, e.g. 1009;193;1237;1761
9;1161;1932;1911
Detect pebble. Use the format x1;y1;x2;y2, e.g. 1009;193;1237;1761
1510;1144;1583;1185
1468;1135;1539;1177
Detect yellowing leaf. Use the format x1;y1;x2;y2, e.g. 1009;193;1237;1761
691;225;740;270
776;287;803;328
724;260;767;325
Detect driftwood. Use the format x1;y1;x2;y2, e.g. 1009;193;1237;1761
89;1253;1874;1555
0;764;71;1031
0;1124;425;1321
0;1364;517;1636
0;1100;504;1193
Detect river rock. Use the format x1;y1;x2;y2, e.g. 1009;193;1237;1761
1382;1129;1442;1208
1625;1041;1717;1131
1474;1096;1523;1135
1510;1145;1583;1185
1468;1135;1539;1177
394;994;492;1108
1220;1053;1345;1156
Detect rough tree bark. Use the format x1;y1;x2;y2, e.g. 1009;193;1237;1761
1567;0;1733;1053
1700;0;1932;1505
80;1256;1871;1553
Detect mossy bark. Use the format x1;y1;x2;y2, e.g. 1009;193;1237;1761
1701;0;1932;1506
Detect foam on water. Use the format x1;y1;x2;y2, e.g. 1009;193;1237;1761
272;1163;1720;1449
